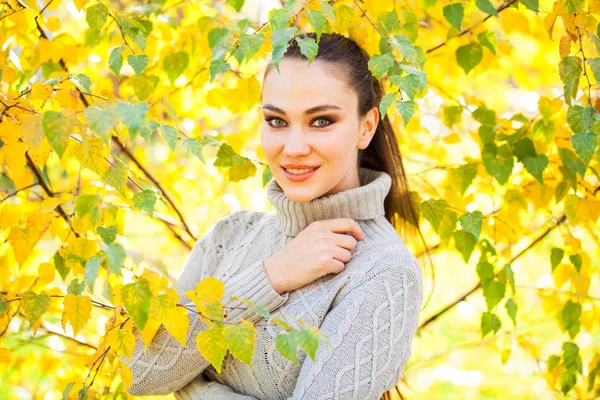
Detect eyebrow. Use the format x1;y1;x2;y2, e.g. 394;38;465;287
260;104;342;115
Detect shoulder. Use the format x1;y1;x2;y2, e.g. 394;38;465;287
208;209;269;243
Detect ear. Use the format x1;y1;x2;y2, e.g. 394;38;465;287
357;106;379;150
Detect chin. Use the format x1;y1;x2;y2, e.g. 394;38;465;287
283;188;321;203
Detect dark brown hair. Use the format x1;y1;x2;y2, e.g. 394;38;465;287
262;32;433;400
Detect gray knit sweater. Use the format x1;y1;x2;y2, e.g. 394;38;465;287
121;166;423;399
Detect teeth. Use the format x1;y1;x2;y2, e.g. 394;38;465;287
286;167;317;174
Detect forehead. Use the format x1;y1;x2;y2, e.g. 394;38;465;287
262;59;356;112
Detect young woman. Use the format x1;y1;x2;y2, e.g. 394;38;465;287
122;32;425;400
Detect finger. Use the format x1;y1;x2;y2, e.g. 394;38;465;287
320;218;364;240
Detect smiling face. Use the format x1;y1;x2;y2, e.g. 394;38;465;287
260;58;379;203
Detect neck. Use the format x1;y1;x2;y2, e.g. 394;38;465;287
267;166;392;236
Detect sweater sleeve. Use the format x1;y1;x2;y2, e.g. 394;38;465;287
288;260;423;400
121;211;290;396
174;372;260;400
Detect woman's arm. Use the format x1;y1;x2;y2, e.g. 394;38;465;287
288;260;423;400
174;372;260;400
120;211;289;396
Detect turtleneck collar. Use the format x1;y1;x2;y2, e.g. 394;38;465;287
266;166;392;236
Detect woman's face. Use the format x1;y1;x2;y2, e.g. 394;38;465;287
260;58;379;203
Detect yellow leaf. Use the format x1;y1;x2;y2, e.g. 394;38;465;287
61;294;92;336
544;12;557;40
21;114;52;169
9;226;39;267
581;307;596;331
559;36;570;58
196;324;227;373
1;141;27;173
0;347;11;364
45;16;61;32
21;290;51;326
163;305;190;347
139;314;162;350
30;82;52;103
552;262;572;289
190;276;224;305
38;262;55;285
119;361;133;388
108;328;136;361
72;135;109;176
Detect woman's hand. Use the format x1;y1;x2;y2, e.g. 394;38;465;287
264;218;364;294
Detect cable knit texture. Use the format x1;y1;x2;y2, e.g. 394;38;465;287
121;166;423;399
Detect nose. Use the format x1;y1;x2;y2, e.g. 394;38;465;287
283;127;311;157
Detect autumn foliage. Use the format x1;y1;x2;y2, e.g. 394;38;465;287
1;0;599;398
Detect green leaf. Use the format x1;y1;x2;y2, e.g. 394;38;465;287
104;242;126;276
558;147;587;179
569;254;582;273
131;75;159;101
571;132;598;166
456;43;483;75
482;279;505;310
420;199;446;231
448;163;477;196
442;105;463;128
121;279;152;331
560;300;581;339
564;0;585;13
0;299;7;315
513;137;537;161
54;253;70;282
127;54;149;76
368;52;395;80
262;165;273;187
478;30;497;54
115;102;148;136
476;261;494;281
505;298;517;328
209;59;231;81
102;159;128;197
214;143;245;167
184;138;204;162
84;256;103;291
566;105;595;134
522;154;548;185
68;278;85;295
390;34;416;62
481;311;501;338
224;320;256;366
275;331;299;364
458;211;483;240
482;143;514;185
84;105;119;144
97;226;117;244
239;32;265;64
86;3;108;32
550;247;565;272
132;190;157;217
21;290;51;326
390;74;424;100
71;74;91;92
443;3;463;31
475;0;498;17
472;106;496;126
271;27;298;71
295;36;319;65
587;57;600;82
395;99;415;126
558;56;582;106
520;0;538;11
75;194;101;217
43;111;74;159
227;0;244;12
159;124;178;150
163;52;189;83
453;229;477;263
269;7;293;30
305;10;326;43
379;92;397;119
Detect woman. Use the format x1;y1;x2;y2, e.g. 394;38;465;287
122;32;424;400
